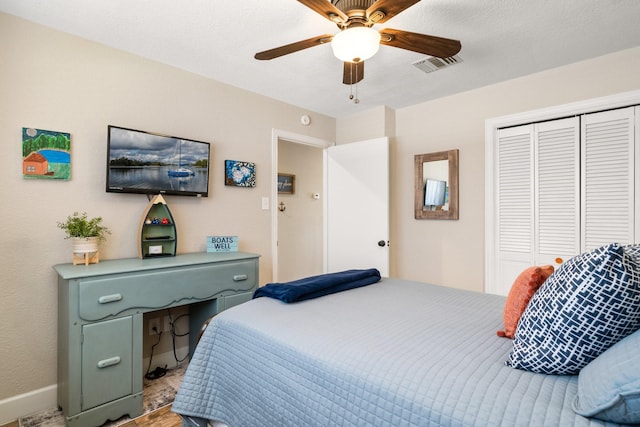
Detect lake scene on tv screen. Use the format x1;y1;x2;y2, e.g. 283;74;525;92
108;127;209;195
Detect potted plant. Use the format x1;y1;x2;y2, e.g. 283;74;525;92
57;212;111;264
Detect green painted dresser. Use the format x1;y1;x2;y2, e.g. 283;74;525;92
54;251;260;427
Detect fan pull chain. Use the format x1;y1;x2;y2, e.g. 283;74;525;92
348;62;360;104
353;82;359;104
348;63;355;101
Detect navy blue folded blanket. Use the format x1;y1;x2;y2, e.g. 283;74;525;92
253;268;381;303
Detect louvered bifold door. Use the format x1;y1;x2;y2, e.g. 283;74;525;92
496;125;534;295
581;107;635;251
535;117;580;268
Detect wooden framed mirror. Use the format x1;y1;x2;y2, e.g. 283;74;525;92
414;149;459;220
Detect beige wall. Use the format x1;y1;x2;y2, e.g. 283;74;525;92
277;140;324;282
393;46;640;291
0;12;335;407
336;105;396;144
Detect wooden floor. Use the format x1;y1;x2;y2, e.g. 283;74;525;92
120;405;181;427
0;405;181;427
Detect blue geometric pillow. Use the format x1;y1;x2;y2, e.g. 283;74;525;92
506;243;640;375
624;244;640;258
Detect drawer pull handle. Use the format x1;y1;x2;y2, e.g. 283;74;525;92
233;274;248;281
97;356;121;369
98;294;123;304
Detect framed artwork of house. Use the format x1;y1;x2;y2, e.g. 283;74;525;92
22;127;71;180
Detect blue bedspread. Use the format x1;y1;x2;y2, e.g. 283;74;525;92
252;268;381;303
173;278;621;426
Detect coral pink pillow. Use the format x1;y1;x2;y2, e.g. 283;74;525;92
497;265;554;339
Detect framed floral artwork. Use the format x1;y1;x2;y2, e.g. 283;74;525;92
225;160;256;187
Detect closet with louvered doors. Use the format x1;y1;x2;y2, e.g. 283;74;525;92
492;106;637;296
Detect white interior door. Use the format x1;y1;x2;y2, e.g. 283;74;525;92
326;137;389;276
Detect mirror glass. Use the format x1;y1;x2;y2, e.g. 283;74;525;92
414;149;459;220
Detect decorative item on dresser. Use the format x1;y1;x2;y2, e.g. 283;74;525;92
138;194;177;259
57;211;111;265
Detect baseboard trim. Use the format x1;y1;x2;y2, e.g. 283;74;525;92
0;384;56;425
0;347;188;425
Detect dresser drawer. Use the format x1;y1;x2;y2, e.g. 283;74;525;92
78;259;257;321
82;317;133;411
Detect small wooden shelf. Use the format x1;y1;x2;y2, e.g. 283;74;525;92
138;194;177;259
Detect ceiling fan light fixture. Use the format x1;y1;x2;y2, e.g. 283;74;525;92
331;26;381;63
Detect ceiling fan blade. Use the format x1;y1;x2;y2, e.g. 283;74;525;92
255;34;333;60
343;61;364;85
379;28;461;58
367;0;421;24
297;0;348;24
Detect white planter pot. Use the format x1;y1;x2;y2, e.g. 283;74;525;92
71;237;99;254
71;237;100;265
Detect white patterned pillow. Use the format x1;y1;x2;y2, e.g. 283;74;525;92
506;243;640;375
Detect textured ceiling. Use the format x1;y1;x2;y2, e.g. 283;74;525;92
2;0;639;118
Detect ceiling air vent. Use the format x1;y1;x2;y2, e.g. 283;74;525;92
413;55;462;74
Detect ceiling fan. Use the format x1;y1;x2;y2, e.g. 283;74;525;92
254;0;461;86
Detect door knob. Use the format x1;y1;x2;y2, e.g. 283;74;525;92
378;240;386;247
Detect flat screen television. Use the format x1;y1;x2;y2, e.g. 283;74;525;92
106;125;210;197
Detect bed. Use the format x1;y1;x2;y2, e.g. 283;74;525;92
172;244;640;427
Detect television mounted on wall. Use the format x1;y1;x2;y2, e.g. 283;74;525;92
106;125;210;197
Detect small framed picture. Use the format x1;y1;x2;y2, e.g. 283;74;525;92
148;245;163;255
225;160;256;187
22;127;71;180
277;173;295;194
